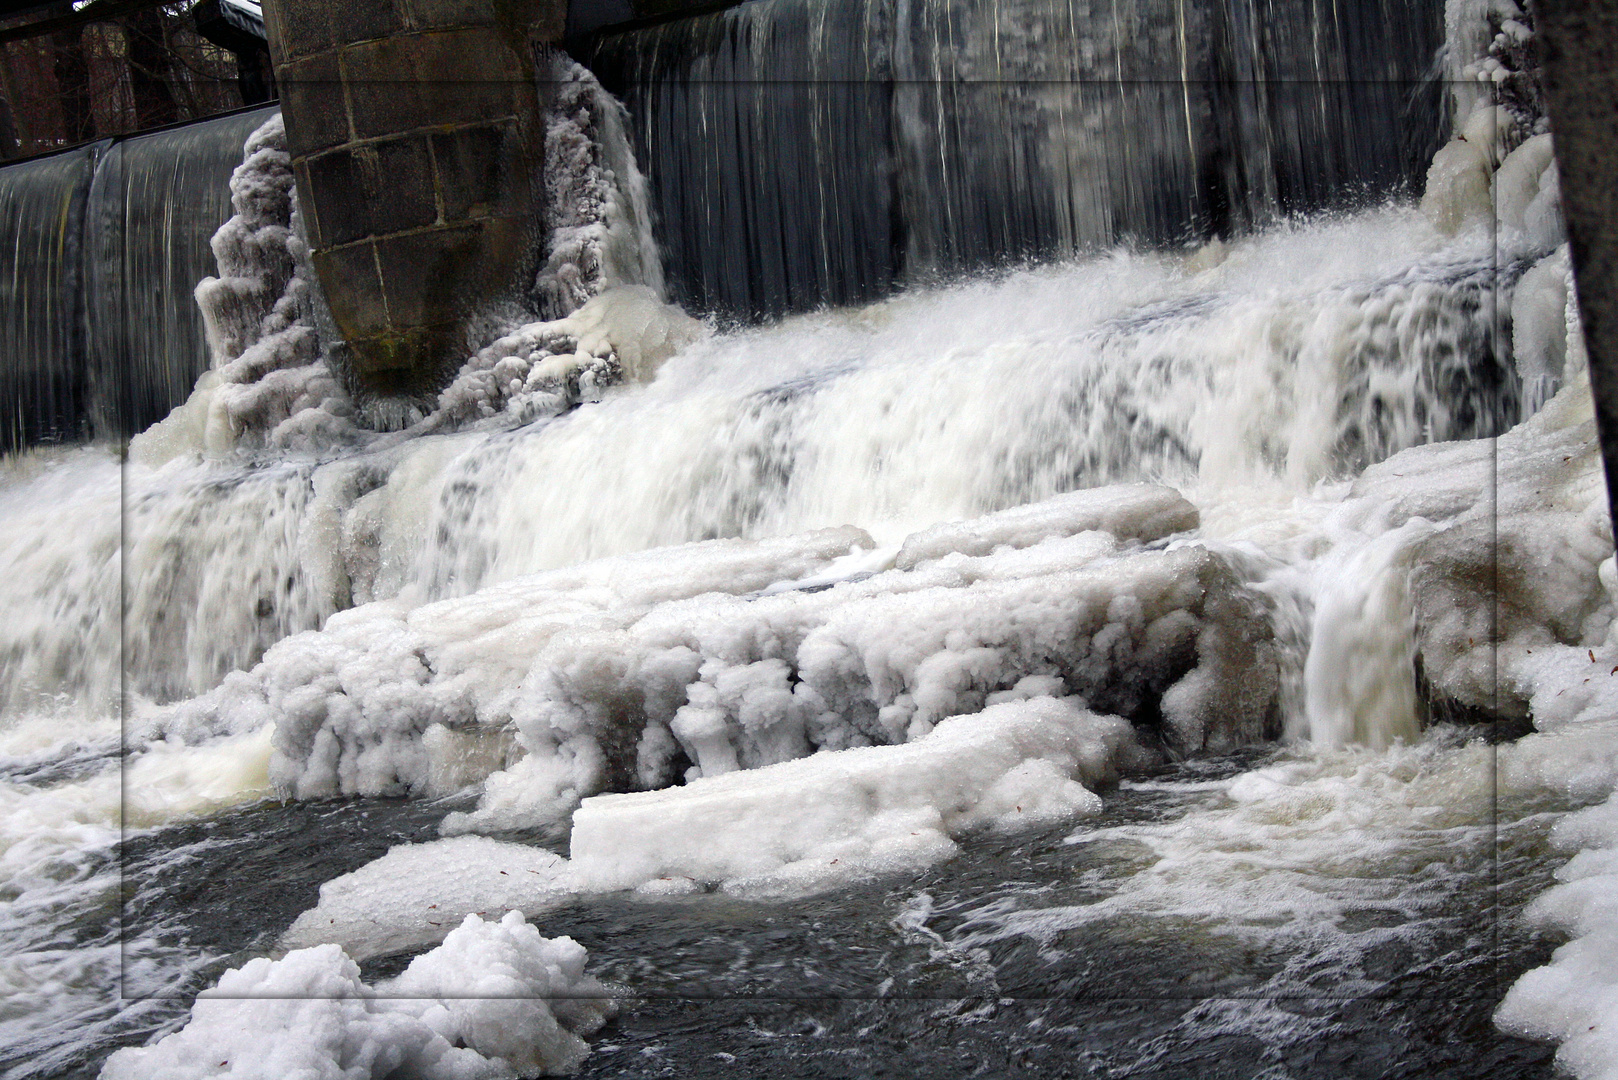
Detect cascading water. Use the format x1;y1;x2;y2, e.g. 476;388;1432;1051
1;2;1614;1078
0;146;97;450
0;106;280;453
85;108;284;438
581;0;1446;318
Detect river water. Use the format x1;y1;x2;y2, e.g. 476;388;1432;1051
0;4;1608;1074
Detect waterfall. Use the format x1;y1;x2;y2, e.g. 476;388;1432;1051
0;106;279;453
580;0;1445;319
4;1;1616;1077
0;146;98;450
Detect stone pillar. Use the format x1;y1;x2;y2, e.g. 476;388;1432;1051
263;0;567;405
1537;0;1618;545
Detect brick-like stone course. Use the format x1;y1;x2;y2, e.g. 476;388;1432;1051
432;121;530;221
263;0;565;404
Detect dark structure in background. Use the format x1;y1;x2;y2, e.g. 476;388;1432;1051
1539;0;1618;550
565;0;741;36
578;0;1446;322
262;0;566;405
2;0;1617;488
0;0;279;452
0;0;266;161
0;105;277;451
193;0;275;104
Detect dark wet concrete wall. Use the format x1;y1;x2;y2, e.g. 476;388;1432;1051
1539;0;1618;549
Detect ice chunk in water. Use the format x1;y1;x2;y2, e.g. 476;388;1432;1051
99;911;613;1080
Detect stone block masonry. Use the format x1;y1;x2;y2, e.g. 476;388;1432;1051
262;0;569;410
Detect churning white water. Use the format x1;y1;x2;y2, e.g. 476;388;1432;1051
1;17;1615;1076
0;196;1592;1075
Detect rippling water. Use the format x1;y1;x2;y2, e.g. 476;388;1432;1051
8;733;1563;1079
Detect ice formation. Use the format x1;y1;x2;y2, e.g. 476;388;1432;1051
416;55;698;431
139;481;1275;838
419;285;705;432
99;912;614;1080
532;51;665;319
568;696;1147;898
5;2;1618;1071
132;66;692;465
279;698;1146;961
1495;790;1618;1080
281;836;575;961
131;114;358;466
1369;8;1618;1066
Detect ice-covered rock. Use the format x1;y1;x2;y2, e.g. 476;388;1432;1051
1344;362;1610;722
422;287;705;432
139;484;1274;836
279;697;1149;962
1495;133;1563;252
1513;246;1574;411
1420;136;1493;235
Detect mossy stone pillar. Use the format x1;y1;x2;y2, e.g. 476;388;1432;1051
263;0;567;403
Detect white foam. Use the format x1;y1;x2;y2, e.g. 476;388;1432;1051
0;727;277;1076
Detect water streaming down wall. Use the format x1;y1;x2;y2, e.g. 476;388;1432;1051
0;106;278;452
86;107;282;438
580;0;1447;320
0;145;99;450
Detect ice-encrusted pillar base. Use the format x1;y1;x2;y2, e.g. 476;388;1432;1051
262;0;567;416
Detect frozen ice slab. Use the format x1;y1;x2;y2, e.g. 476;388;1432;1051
893;482;1197;569
280;836;575;962
569;696;1144;898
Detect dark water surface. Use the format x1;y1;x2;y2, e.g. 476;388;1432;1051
71;747;1565;1079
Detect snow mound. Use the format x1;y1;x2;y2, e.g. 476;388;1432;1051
98;911;614;1080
